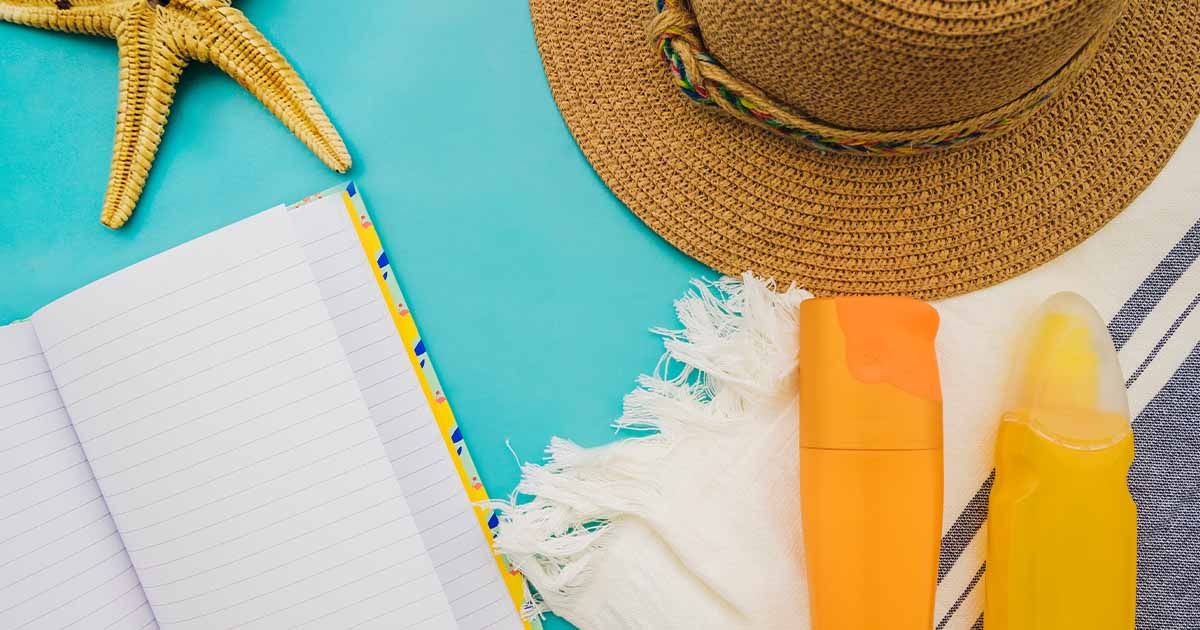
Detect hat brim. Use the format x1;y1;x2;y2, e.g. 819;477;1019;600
529;0;1200;298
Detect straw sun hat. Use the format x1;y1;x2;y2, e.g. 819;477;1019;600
530;0;1200;298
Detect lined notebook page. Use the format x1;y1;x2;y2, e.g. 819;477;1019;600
290;195;522;630
31;207;456;630
0;322;156;630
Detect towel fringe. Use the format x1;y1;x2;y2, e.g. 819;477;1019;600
485;274;810;620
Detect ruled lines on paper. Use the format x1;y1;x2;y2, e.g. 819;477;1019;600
31;207;456;630
291;195;523;630
0;322;157;630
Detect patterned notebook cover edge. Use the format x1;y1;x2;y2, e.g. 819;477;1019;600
290;182;542;628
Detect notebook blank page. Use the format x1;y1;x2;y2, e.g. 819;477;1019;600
0;322;156;630
290;195;522;630
32;208;456;630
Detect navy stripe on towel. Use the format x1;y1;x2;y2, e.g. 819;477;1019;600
1126;294;1200;387
1108;220;1200;350
938;472;994;583
937;563;985;630
1129;341;1200;627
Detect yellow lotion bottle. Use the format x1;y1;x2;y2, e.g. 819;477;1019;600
985;292;1137;630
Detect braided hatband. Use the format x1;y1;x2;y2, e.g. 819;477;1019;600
649;0;1118;155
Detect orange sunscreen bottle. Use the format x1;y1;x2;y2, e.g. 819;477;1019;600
798;297;943;630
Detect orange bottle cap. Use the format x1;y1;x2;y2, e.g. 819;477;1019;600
799;296;942;450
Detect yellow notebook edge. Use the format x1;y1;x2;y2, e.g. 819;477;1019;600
290;182;542;628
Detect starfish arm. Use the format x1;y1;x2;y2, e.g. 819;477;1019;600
182;3;351;173
0;0;120;37
100;1;186;228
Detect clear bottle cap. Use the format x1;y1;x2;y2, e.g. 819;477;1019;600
1003;292;1131;449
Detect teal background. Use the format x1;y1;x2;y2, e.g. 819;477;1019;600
0;2;709;628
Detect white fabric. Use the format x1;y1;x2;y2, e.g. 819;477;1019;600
490;119;1200;630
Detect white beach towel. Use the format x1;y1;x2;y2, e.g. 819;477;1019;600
491;120;1200;630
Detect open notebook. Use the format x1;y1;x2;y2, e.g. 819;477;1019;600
0;184;535;630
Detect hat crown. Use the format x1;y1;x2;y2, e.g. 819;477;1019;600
689;0;1123;131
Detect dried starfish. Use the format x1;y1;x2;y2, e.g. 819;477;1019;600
0;0;351;228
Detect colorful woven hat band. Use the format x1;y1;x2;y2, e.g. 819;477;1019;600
649;0;1121;156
